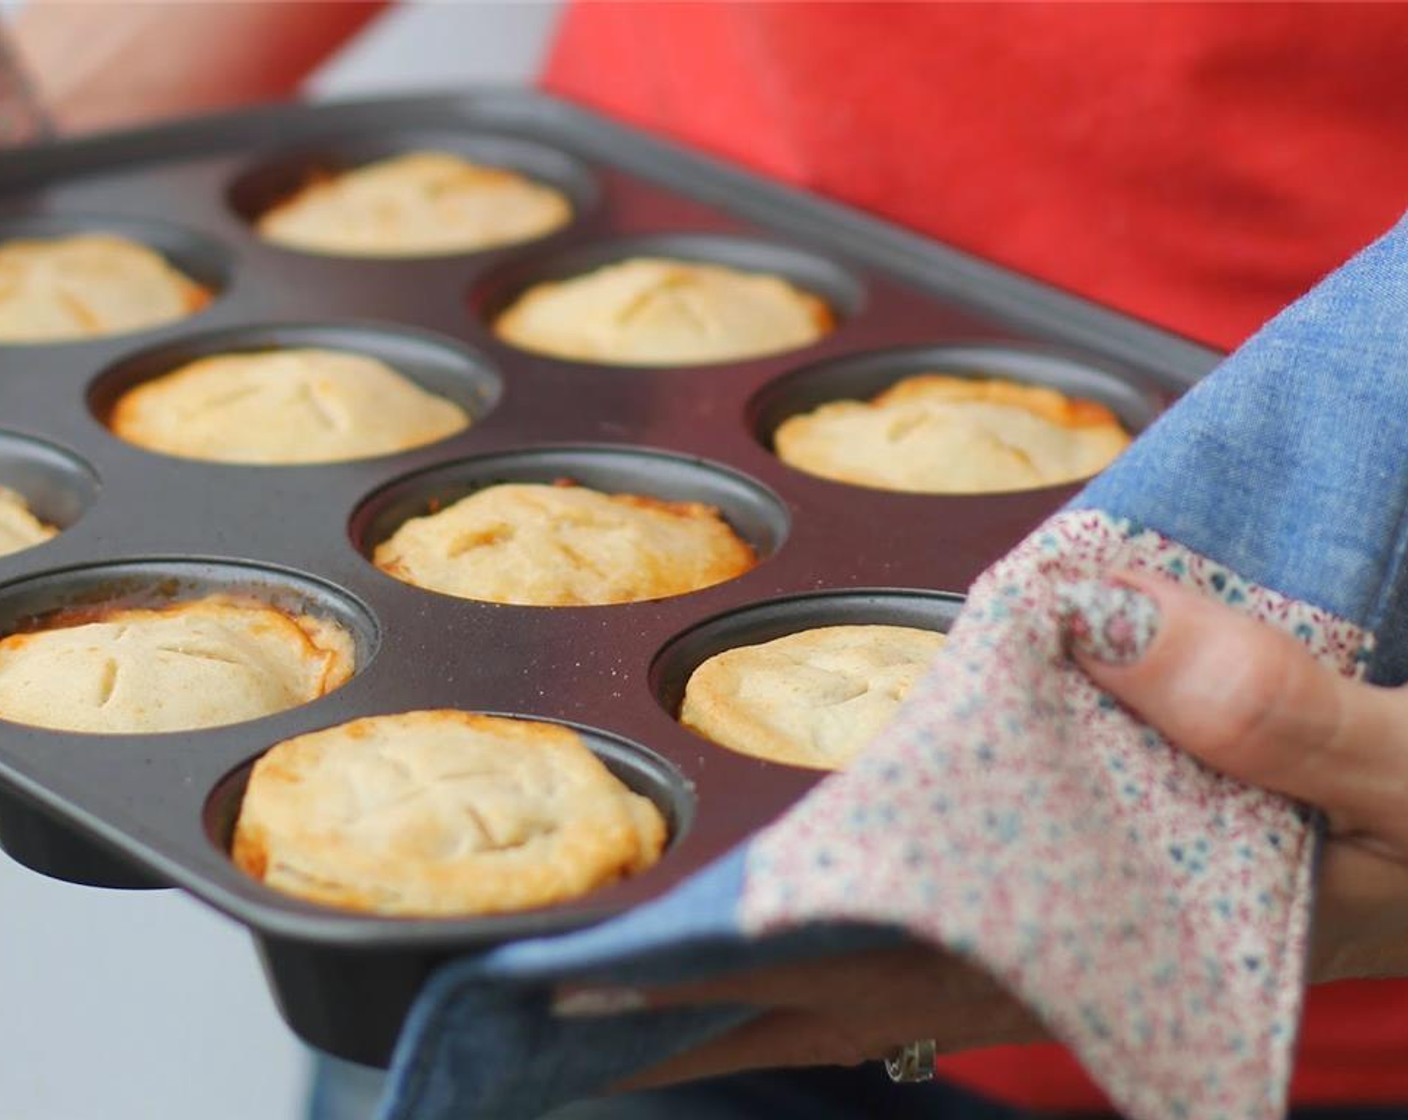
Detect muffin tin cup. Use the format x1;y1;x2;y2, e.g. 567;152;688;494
0;91;1219;1065
207;715;694;1065
651;588;967;720
227;128;601;255
88;320;503;457
475;232;865;368
0;783;165;889
0;214;232;347
749;341;1167;454
0;430;99;537
0;558;380;653
350;444;791;577
0;559;379;889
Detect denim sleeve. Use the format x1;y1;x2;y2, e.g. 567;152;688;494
1073;208;1408;683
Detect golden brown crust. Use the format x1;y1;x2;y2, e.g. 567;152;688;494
0;486;57;559
493;257;833;366
0;595;355;733
373;482;756;606
231;710;668;917
0;233;209;343
109;348;470;464
255;151;572;257
680;624;945;770
873;374;1123;429
774;373;1131;494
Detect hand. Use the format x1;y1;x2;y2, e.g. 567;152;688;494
1072;571;1408;984
9;0;384;135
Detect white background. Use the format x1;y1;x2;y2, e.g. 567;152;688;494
0;4;561;1117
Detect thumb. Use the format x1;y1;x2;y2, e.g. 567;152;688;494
1062;572;1408;855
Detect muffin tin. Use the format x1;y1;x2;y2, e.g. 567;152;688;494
0;90;1219;1065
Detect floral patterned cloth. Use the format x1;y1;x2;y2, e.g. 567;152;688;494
742;510;1366;1120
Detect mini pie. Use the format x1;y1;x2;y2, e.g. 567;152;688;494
0;486;57;558
231;710;668;917
374;482;756;606
493;257;833;366
0;233;210;343
774;374;1132;493
110;347;470;464
0;596;354;734
680;624;945;770
255;151;572;257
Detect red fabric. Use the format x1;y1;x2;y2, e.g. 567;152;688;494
544;2;1408;1110
544;2;1408;354
933;983;1408;1111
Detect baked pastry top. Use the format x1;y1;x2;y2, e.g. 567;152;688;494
0;486;57;559
374;482;756;606
0;233;209;344
110;347;470;464
493;257;833;365
680;624;944;770
255;151;572;257
0;596;354;734
774;374;1131;493
231;710;667;917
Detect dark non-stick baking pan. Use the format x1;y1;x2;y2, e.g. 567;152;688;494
0;89;1219;1065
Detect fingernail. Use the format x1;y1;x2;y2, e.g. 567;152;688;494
1057;578;1160;664
551;986;648;1018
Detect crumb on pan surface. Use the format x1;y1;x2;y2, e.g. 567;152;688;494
680;624;945;770
774;373;1131;493
231;710;668;917
110;347;470;464
0;485;57;559
493;257;833;365
0;595;354;733
0;233;209;344
255;151;572;257
374;481;757;605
